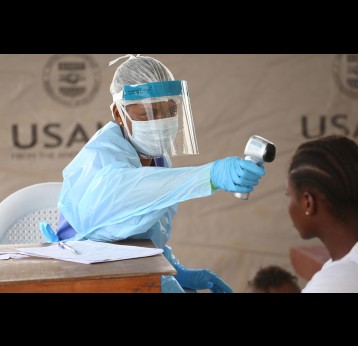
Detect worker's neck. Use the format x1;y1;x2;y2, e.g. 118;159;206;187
140;158;153;166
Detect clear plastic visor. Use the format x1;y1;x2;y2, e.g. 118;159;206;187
113;81;199;157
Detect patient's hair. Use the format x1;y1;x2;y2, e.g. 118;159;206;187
288;135;358;221
247;265;300;293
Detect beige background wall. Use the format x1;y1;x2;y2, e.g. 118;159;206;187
1;54;357;292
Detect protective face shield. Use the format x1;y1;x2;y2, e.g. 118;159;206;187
112;80;199;158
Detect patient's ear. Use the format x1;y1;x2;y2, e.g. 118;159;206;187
302;191;316;215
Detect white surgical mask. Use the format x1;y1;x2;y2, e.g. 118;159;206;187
129;116;179;157
116;100;179;157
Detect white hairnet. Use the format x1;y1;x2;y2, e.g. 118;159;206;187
109;55;175;95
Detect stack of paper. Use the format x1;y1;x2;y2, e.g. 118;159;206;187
17;240;163;264
0;252;29;260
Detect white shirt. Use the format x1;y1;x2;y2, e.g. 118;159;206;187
302;242;358;293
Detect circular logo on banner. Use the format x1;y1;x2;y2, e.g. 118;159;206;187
43;54;101;107
333;54;358;100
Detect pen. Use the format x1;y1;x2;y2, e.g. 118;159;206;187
58;242;79;255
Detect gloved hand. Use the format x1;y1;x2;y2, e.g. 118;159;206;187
210;156;265;193
174;265;233;293
163;245;233;293
40;222;59;242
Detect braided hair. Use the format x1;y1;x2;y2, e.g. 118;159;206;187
288;135;358;220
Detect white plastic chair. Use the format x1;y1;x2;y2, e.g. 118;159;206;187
0;182;62;244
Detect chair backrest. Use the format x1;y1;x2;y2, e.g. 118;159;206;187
0;182;62;244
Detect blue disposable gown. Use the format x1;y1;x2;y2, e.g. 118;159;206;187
57;121;215;292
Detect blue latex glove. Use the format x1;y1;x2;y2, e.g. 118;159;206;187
40;222;59;242
174;265;233;293
163;245;232;293
210;157;265;193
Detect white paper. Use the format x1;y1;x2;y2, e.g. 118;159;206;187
17;240;163;264
0;252;30;260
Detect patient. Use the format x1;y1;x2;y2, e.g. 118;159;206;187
286;135;358;292
247;265;301;293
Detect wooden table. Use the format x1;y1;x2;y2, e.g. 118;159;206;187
290;245;330;281
0;239;176;293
